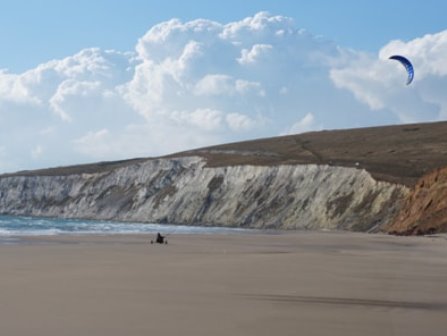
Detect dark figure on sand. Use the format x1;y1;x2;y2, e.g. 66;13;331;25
151;232;167;244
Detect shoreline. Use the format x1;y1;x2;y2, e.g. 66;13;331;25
0;231;446;336
5;229;447;246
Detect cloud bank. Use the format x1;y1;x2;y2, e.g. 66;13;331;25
0;12;446;172
331;30;447;123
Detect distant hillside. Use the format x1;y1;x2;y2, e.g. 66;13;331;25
1;121;447;235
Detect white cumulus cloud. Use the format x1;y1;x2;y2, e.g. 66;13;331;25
331;30;447;122
120;11;362;152
237;44;273;65
0;12;445;173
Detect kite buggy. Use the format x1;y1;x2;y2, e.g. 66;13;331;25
150;232;168;245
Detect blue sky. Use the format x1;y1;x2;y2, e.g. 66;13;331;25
1;0;445;72
0;0;446;173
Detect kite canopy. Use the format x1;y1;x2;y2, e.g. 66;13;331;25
389;55;414;85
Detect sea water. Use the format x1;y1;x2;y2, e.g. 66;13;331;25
0;215;250;237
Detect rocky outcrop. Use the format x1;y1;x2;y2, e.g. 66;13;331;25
0;157;407;231
385;167;447;235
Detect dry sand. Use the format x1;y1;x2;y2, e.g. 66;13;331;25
0;231;446;336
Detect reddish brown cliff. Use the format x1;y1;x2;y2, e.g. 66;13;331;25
385;166;447;235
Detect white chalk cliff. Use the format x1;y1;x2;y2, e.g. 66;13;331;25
0;157;407;231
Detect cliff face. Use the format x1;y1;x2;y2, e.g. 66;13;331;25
385;167;447;235
0;157;407;231
4;121;447;233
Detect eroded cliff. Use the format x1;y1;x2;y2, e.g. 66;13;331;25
385;167;447;235
2;121;447;233
0;157;407;231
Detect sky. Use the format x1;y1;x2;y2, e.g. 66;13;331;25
0;0;446;173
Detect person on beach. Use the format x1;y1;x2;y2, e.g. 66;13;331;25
156;232;165;243
151;232;167;244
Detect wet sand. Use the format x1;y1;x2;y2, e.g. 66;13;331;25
0;231;446;336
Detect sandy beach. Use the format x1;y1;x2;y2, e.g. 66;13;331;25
0;231;446;336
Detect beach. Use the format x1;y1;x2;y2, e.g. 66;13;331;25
0;231;446;336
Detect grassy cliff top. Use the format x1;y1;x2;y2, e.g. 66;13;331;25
176;121;447;186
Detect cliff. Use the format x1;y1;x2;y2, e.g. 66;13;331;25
1;121;447;233
385;167;447;235
0;157;406;231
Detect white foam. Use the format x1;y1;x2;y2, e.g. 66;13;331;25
0;216;252;237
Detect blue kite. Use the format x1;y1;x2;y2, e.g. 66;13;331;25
389;55;414;85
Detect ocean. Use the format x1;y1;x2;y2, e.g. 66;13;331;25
0;215;250;237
